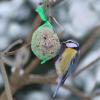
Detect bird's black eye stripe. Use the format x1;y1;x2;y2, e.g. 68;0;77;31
69;41;73;43
64;41;73;44
67;40;73;43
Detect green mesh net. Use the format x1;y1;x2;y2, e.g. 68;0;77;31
36;5;53;30
38;21;53;31
36;5;47;21
31;5;60;64
31;26;61;64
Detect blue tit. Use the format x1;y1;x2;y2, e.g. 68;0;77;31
53;39;80;97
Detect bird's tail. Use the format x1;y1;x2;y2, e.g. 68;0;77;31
53;78;62;98
53;72;69;98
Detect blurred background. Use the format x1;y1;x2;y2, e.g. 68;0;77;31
0;0;100;100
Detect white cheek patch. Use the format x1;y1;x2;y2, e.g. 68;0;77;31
66;43;77;48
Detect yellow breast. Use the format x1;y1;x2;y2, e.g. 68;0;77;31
55;48;77;76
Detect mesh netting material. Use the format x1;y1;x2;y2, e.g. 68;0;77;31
36;5;47;21
31;26;61;64
31;6;61;64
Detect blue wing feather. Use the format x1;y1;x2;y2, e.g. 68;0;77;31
66;51;80;77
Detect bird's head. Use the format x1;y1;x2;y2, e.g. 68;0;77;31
63;40;79;51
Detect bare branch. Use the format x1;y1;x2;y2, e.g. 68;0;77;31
73;56;100;78
80;27;100;58
24;58;40;75
21;74;88;99
4;40;23;53
0;57;13;100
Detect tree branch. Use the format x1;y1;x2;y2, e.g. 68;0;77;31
0;57;13;100
24;58;40;75
73;56;100;78
80;27;100;58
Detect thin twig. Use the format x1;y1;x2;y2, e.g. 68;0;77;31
48;0;52;22
4;40;23;53
0;57;13;100
40;0;65;7
50;16;64;32
50;0;65;6
4;51;18;56
0;40;24;57
1;56;14;67
73;56;100;78
74;27;100;72
80;27;100;58
43;0;48;18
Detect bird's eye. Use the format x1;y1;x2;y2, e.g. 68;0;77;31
69;41;72;43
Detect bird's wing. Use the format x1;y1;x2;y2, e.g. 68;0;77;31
68;50;80;75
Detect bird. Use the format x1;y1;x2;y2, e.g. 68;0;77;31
53;39;80;97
